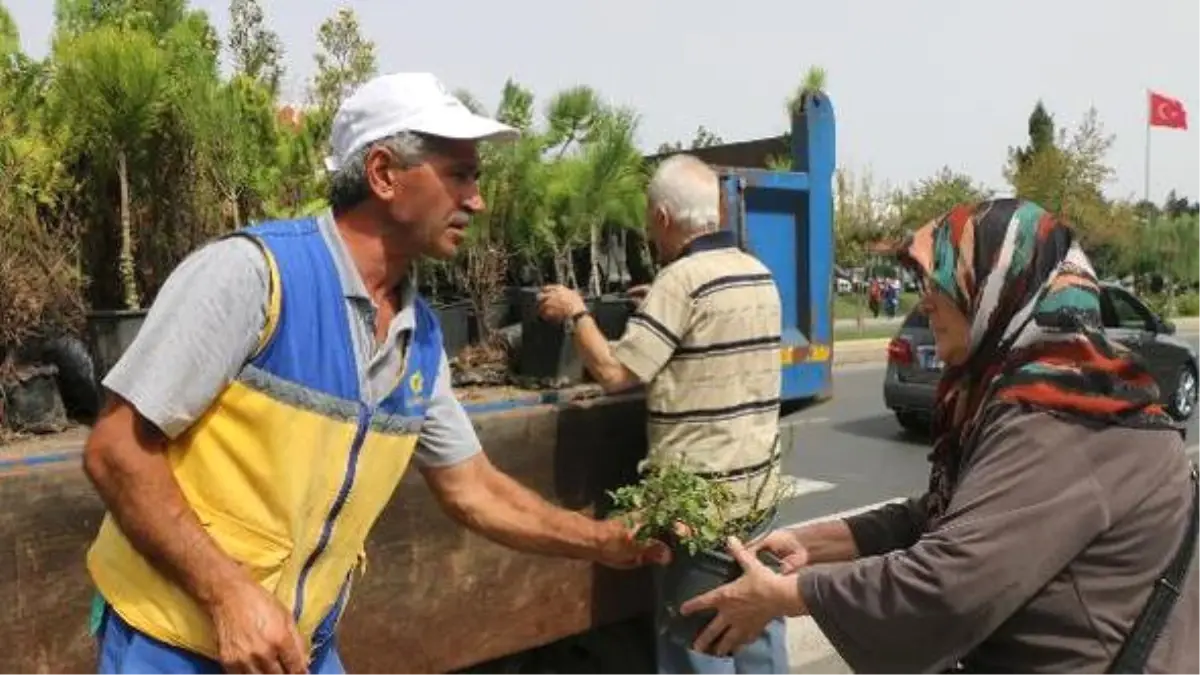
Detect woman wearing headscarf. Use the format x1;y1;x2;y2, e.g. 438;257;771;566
679;198;1198;673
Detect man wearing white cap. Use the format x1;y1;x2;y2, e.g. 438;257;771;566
81;72;668;675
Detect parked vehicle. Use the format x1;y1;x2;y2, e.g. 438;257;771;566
884;282;1199;433
0;94;839;673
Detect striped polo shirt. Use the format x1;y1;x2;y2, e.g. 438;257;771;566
612;230;782;512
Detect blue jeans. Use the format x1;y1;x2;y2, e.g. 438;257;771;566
95;602;345;674
654;568;790;674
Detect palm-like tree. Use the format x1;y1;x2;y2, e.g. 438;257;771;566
572;108;646;296
53;25;166;309
540;89;646;294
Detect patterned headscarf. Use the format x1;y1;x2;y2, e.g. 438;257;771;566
896;198;1180;523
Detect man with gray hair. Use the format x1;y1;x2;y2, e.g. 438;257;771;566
81;72;667;675
538;154;788;674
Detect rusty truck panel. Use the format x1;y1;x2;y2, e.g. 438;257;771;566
0;388;652;674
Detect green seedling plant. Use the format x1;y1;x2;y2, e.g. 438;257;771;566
608;454;790;557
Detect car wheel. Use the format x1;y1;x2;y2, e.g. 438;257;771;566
895;411;930;434
1167;364;1197;421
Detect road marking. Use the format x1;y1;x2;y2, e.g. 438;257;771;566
780;475;837;499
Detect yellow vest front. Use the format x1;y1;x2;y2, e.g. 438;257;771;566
86;219;443;659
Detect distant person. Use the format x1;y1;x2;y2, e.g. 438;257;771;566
868;279;882;317
538;154;788;674
883;279;899;318
677;198;1198;673
80;72;667;675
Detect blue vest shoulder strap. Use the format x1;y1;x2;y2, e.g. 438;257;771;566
231;217;360;402
378;295;443;417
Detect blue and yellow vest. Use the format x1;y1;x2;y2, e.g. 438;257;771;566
86;217;442;659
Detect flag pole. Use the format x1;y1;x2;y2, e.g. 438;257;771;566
1144;89;1152;206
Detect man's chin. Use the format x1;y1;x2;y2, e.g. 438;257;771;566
425;242;461;261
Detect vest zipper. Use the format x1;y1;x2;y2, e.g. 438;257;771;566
292;401;372;625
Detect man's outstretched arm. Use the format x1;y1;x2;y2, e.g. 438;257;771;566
421;452;665;568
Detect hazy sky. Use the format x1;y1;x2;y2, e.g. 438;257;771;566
7;0;1199;202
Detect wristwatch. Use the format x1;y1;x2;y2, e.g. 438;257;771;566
565;309;590;332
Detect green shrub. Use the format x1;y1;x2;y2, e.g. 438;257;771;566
1177;292;1199;318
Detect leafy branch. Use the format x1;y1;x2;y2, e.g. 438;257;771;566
608;454;786;556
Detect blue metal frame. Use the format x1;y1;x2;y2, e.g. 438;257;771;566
718;92;837;403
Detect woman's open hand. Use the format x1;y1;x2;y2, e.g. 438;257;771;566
678;536;805;657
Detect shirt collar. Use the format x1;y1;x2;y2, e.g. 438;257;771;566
678;229;737;259
316;210;416;331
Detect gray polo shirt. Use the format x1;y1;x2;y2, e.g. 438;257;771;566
102;211;480;468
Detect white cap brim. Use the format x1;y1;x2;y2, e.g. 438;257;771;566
407;106;521;143
323;108;519;172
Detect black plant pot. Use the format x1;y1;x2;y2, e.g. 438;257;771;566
434;300;472;358
517;288;587;385
658;511;781;646
85;309;148;383
592;293;635;340
468;297;517;344
0;364;68;434
517;289;639;385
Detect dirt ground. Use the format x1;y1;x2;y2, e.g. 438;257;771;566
0;424;89;459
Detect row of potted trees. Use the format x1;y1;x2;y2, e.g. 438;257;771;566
421;228;654;387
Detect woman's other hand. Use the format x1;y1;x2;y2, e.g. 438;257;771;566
749;528;810;573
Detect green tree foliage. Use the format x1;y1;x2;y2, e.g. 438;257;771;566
0;1;661;364
788;66;827;116
228;0;283;96
834;167;894;269
1010;101;1055;170
310;7;377;116
1003;105;1132;276
53;0;190;41
656;125;724;154
0;3;18;57
894;167;993;230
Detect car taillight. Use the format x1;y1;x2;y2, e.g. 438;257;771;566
887;337;914;365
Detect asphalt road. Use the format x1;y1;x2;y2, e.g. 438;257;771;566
778;334;1200;673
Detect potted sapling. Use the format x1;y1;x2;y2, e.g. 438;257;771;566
607;454;789;645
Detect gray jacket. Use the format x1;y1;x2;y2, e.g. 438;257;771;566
801;406;1198;673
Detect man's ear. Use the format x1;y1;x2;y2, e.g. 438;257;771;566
364;146;398;201
653;205;670;232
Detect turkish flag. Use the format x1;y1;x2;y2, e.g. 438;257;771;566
1149;92;1188;130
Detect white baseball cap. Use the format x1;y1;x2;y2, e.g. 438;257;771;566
324;72;519;172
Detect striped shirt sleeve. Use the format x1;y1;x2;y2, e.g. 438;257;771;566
612;274;692;383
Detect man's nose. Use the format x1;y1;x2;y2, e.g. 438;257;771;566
463;193;485;214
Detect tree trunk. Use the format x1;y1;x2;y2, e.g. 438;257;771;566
117;149;140;310
559;251;570;287
566;251;579;290
588;223;602;297
230;192;242;231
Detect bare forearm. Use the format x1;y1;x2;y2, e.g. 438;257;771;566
470;470;606;559
84;433;246;608
789;519;859;564
572;315;639;393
